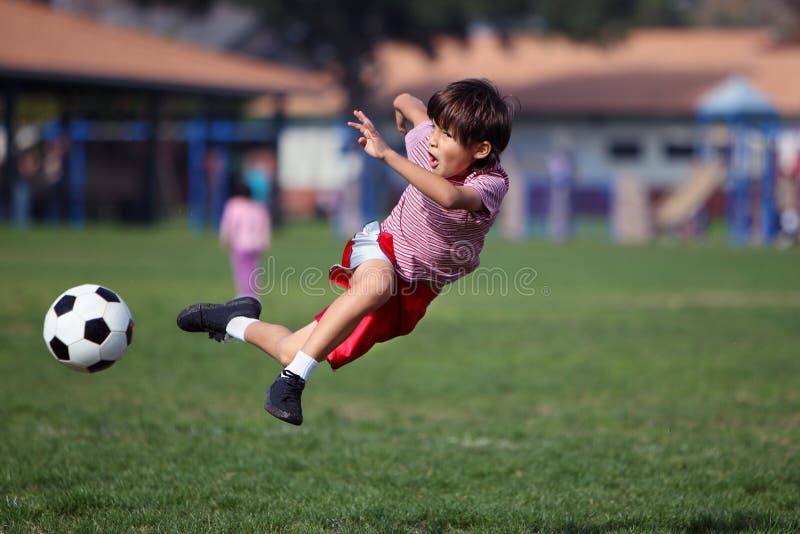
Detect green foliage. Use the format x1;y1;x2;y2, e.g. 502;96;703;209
234;0;688;107
1;220;799;532
538;0;688;41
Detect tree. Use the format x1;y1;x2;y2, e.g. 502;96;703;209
236;0;689;111
688;0;800;38
123;0;690;110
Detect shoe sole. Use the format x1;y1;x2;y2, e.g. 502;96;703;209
176;303;211;332
176;304;226;341
176;297;262;333
264;398;303;426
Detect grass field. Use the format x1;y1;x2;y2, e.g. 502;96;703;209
1;220;799;533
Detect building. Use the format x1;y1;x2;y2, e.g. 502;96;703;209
271;27;800;230
369;28;800;189
0;0;335;226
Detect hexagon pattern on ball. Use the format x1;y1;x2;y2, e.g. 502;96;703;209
53;295;76;316
100;331;128;361
49;337;70;361
125;321;134;345
69;338;102;368
103;301;133;332
73;293;107;321
42;309;58;340
69;284;100;296
95;286;120;303
88;360;115;373
54;313;85;346
84;318;111;344
43;284;133;373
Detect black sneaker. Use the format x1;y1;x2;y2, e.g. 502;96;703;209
176;296;261;342
264;370;305;425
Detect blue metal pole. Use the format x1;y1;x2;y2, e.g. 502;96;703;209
186;120;207;231
3;85;19;224
730;120;749;244
68;119;89;229
40;120;64;224
209;145;230;231
760;121;778;242
209;120;234;230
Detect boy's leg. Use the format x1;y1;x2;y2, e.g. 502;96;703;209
300;258;396;362
177;258;396;426
177;292;316;367
178;257;393;362
264;258;395;425
243;320;317;367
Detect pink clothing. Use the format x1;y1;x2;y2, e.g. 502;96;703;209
231;249;261;297
380;121;509;285
219;197;271;253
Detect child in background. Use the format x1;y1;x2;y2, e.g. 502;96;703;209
219;180;271;298
178;78;514;425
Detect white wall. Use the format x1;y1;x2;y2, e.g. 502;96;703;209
277;118;700;192
511;119;698;187
277;124;356;190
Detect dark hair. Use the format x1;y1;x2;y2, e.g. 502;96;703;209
426;78;515;170
231;179;252;199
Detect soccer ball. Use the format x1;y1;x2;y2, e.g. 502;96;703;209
43;284;134;373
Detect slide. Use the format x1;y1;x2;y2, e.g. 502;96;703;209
655;162;724;229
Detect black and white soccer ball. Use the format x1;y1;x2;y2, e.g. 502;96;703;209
43;284;134;373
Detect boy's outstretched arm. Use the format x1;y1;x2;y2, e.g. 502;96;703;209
393;93;428;135
348;110;484;212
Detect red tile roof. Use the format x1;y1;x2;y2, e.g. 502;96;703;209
0;0;332;97
370;28;800;117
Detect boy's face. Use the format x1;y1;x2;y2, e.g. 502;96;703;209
428;122;490;178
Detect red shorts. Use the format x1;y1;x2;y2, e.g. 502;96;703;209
317;229;439;369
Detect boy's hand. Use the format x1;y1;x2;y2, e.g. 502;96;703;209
347;110;391;160
395;109;411;135
393;93;427;135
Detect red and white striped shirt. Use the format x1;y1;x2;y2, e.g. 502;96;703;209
381;121;509;285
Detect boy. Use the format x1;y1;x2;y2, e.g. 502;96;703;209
177;78;513;425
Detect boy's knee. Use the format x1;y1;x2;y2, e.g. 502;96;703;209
351;267;394;310
368;284;393;309
353;281;392;310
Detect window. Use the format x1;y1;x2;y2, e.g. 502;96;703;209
664;142;695;159
609;140;641;160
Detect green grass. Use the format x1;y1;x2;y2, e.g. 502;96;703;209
1;219;799;533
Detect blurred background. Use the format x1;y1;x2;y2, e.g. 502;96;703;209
2;3;800;531
2;0;800;246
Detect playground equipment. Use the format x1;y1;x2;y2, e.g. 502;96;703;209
546;149;574;242
654;161;725;232
612;172;652;244
35;118;279;230
696;74;780;244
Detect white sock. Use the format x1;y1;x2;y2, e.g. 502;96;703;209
225;317;259;342
284;350;318;381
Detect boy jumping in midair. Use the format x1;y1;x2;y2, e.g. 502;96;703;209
177;78;513;425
